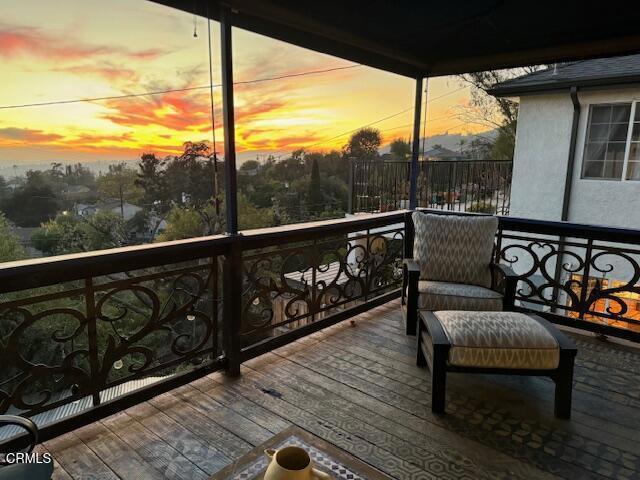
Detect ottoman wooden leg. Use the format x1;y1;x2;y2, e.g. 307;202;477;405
416;317;427;367
554;350;575;419
431;344;448;414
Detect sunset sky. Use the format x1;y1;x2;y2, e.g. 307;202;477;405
0;0;484;166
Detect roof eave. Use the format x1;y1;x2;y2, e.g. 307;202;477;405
488;74;640;98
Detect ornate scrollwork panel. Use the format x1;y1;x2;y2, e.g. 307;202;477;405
241;226;404;343
498;232;640;331
0;257;221;418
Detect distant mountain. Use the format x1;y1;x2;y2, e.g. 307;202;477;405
381;130;497;154
0;159;137;179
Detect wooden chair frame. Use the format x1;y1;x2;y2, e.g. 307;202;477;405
417;311;577;419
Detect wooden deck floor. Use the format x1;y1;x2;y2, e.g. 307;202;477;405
41;300;640;480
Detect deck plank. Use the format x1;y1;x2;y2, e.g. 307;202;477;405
124;402;232;475
72;422;163;480
147;390;253;460
101;410;210;480
170;384;275;446
44;432;120;480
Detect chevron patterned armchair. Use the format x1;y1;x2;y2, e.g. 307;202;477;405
402;212;518;335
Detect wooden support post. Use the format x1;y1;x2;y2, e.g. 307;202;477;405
223;241;242;377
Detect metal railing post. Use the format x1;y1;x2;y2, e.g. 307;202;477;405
220;4;239;234
84;276;102;407
409;77;423;210
347;158;354;214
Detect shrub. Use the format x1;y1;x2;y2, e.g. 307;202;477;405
467;202;496;214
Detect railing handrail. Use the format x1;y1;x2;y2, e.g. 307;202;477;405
352;159;513;164
3;208;640;294
0;212;409;294
417;208;640;245
240;210;407;248
0;233;233;294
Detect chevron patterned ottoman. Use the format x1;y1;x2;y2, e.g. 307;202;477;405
417;310;577;419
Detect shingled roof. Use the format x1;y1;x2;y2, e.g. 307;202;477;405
488;54;640;97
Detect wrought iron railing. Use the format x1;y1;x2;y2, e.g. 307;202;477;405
1;209;639;449
0;212;405;447
239;212;405;358
405;210;640;339
0;237;231;447
350;159;512;215
495;216;640;337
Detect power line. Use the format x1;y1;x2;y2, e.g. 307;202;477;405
421;78;429;154
206;1;220;216
301;107;414;150
298;86;467;151
253;112;461;160
0;64;362;111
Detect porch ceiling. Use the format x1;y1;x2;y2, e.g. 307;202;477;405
153;0;640;77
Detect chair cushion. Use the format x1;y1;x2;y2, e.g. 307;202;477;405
435;311;560;369
417;280;502;311
412;213;498;288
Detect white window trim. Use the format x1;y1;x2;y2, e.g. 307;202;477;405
580;100;639;182
621;101;637;180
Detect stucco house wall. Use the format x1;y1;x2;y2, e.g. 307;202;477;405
508;86;640;321
568;88;640;227
510;93;574;220
511;86;640;226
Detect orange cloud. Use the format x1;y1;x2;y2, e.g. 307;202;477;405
100;91;211;131
0;24;166;61
235;100;288;123
0;127;63;144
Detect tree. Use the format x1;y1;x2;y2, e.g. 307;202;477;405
389;138;411;160
491;129;517;160
308;157;323;215
457;66;546;160
0;176;9;200
31;214;83;255
64;163;96;189
343;128;381;160
136;153;170;213
156;206;210;242
83;210;127;250
0;214;26;262
97;163;143;216
164;142;217;206
2;170;60;227
32;211;126;255
240;160;261;173
237;193;274;230
466;137;494;159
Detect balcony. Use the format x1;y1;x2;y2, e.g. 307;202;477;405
1;210;639;479
3;1;640;479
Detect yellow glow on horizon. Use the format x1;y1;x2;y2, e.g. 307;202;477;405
0;0;486;166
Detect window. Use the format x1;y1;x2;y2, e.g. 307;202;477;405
582;102;640;180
